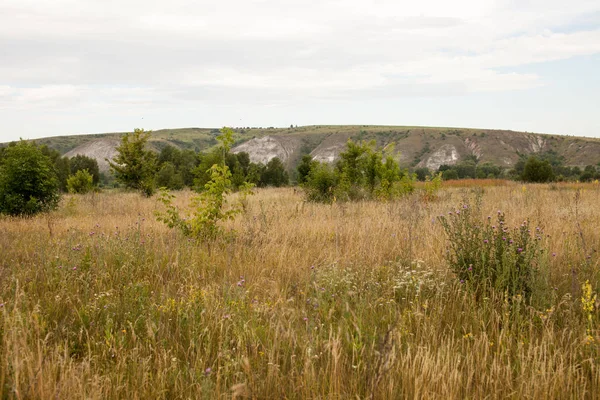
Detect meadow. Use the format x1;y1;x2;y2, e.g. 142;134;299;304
0;182;599;399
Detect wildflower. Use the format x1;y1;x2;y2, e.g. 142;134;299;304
204;368;212;376
509;240;514;244
484;239;488;244
303;317;308;322
502;237;506;241
552;253;556;257
517;248;523;253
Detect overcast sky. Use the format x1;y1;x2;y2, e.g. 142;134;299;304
1;0;599;142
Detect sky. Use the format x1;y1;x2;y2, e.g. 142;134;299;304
1;0;599;142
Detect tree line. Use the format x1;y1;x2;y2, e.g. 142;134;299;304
2;129;600;216
412;151;600;183
0;129;289;216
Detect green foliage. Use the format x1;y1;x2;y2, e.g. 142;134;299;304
156;162;185;190
156;127;254;240
521;156;554;183
67;169;95;194
303;162;337;203
302;140;415;202
0;140;60;216
108;128;157;196
260;157;289;187
69;154;100;185
441;169;459;180
193;150;223;189
40;145;71;191
438;200;547;303
297;154;316;184
414;167;430;181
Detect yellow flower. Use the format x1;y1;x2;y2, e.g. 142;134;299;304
582;281;596;314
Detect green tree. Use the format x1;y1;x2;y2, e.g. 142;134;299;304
40;146;70;192
0;140;60;216
414;167;430;181
303;162;337;203
260;157;289;187
108;128;157;196
521;156;554;183
156;127;254;240
70;154;100;185
297;154;316;184
156;162;185;190
67;169;94;194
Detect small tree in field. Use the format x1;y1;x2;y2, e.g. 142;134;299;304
108;128;157;196
156;127;254;240
67;169;94;194
0;140;60;216
521;156;554;183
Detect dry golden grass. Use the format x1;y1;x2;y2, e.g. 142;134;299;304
0;184;599;399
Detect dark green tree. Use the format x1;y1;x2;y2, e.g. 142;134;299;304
40;146;70;192
69;154;100;185
414;167;430;181
108;128;157;196
521;156;554;182
156;162;185;190
297;154;316;184
260;157;289;187
0;140;60;216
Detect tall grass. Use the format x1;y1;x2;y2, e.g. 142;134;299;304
0;185;598;398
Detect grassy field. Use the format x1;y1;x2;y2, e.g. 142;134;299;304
0;183;599;399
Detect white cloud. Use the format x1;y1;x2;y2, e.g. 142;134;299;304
0;0;598;138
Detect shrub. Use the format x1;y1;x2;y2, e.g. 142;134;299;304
108;128;157;196
0;140;60;216
521;156;554;183
69;154;100;185
303;162;337;203
438;199;547;303
302;140;413;202
67;169;94;194
156;127;254;240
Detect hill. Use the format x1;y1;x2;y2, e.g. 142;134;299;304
6;125;600;172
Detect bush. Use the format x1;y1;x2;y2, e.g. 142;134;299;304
156;127;254;240
521;156;554;183
304;162;337;203
0;141;60;216
302;140;414;202
438;199;547;304
67;169;95;194
69;154;100;185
